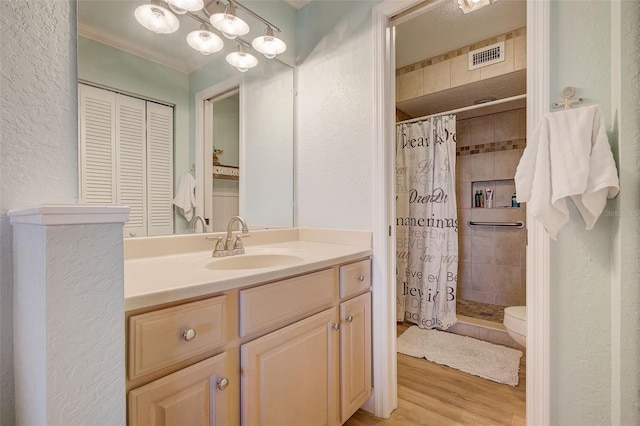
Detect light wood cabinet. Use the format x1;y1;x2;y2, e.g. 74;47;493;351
240;260;372;426
241;307;341;426
127;257;371;426
129;349;239;425
339;292;372;423
128;296;228;381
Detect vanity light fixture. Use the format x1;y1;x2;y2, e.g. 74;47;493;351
134;0;287;71
457;0;497;14
165;0;204;14
187;24;224;55
134;0;180;34
226;44;258;72
209;2;250;39
252;27;287;59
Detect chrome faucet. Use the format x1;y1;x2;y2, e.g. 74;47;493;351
190;215;206;233
206;216;250;257
225;216;250;254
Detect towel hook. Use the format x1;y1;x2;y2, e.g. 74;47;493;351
552;86;584;110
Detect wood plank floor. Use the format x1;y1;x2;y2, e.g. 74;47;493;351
344;324;526;426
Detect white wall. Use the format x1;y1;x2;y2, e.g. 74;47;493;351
548;1;639;424
548;2;613;424
295;1;379;229
612;3;640;423
0;1;78;422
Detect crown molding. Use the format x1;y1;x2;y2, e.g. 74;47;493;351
78;22;190;74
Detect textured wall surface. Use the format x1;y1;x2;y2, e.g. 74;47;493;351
614;1;640;423
12;225;47;425
548;1;640;425
549;2;613;424
13;222;125;424
0;1;78;423
295;0;378;229
45;224;125;423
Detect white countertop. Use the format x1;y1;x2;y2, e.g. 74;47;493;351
124;228;372;312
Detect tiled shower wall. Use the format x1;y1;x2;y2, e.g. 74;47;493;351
456;108;527;307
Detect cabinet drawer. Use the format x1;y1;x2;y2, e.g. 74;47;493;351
239;269;337;337
340;259;371;299
129;296;228;380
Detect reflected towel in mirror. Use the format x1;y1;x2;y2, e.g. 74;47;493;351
173;173;196;221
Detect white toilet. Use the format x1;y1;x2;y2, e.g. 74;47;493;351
503;306;527;347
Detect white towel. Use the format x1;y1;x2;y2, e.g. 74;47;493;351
515;105;619;240
173;173;196;221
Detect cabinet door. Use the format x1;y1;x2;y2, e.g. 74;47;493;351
241;307;340;426
129;350;239;426
339;292;372;423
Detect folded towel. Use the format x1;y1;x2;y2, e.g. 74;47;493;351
515;105;619;240
173;173;196;221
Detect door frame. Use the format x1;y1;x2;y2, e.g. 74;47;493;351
371;1;551;424
194;76;242;230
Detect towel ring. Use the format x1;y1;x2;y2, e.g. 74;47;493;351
552;86;584;110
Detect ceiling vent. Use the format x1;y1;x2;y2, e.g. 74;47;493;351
468;41;505;70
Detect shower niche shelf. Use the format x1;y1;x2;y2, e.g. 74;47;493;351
471;179;519;209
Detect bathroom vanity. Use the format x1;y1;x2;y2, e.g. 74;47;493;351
124;228;373;425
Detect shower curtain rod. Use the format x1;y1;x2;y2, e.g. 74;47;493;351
397;94;527;125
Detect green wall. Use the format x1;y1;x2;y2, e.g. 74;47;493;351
549;1;640;425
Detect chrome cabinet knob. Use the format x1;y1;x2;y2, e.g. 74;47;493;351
182;328;196;342
357;274;365;281
331;323;340;330
346;315;354;323
217;377;229;391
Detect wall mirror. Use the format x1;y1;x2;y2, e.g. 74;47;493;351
76;0;295;236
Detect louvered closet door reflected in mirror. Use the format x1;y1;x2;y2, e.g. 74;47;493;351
79;83;174;237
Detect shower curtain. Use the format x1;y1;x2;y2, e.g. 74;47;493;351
396;115;458;330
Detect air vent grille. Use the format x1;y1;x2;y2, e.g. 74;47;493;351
468;41;505;70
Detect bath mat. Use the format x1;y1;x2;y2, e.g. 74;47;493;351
397;326;523;386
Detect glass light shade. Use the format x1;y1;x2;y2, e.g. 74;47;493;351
187;29;224;55
251;28;286;59
166;0;204;12
167;3;187;15
457;0;492;13
210;5;250;39
226;48;258;72
135;2;180;34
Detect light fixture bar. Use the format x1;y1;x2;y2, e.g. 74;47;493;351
227;0;281;33
186;11;252;48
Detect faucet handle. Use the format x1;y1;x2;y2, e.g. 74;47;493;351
233;234;250;254
206;236;228;257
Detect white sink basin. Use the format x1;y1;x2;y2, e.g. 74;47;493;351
205;253;305;270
